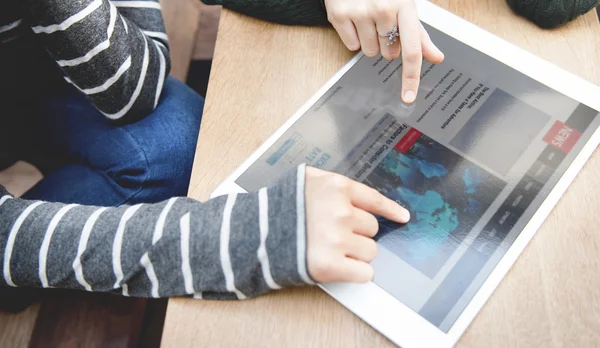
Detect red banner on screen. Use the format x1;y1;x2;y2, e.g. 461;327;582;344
543;121;581;154
395;128;422;153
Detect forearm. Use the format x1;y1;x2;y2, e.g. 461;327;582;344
201;0;329;26
0;166;311;299
20;0;171;123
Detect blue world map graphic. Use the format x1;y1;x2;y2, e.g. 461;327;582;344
363;133;505;278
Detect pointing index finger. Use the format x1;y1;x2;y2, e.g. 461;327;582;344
349;180;410;224
397;0;423;104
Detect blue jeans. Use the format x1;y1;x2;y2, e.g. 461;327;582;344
2;77;203;206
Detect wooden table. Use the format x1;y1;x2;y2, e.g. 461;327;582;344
162;1;600;347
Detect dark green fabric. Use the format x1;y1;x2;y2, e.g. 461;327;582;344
201;0;328;26
506;0;600;28
200;0;599;30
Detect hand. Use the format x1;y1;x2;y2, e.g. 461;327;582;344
324;0;445;103
305;166;410;283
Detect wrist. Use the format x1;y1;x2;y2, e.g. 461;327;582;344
263;164;314;288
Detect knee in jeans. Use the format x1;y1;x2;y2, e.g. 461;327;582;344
134;77;204;199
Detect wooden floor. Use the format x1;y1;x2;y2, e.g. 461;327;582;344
0;1;221;347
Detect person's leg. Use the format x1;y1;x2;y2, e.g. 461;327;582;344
0;97;30;171
22;77;204;205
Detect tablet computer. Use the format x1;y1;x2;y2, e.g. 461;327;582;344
210;1;600;346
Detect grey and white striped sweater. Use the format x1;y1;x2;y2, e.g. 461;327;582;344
1;0;170;122
0;165;312;299
0;0;314;300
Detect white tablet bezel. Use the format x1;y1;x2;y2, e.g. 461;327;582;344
209;2;600;347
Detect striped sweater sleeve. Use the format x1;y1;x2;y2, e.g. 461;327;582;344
0;165;313;300
19;0;170;123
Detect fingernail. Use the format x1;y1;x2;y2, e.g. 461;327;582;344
404;90;416;104
436;47;445;61
399;207;410;223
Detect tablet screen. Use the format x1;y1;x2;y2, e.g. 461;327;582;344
234;24;600;332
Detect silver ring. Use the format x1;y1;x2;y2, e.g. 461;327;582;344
379;25;399;46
